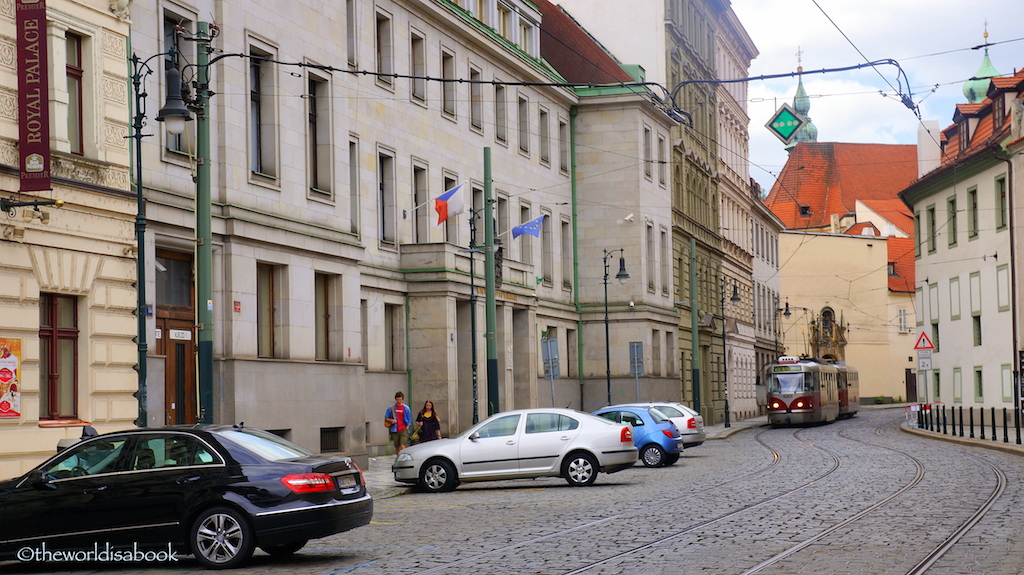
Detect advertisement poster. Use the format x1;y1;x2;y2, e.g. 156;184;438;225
0;339;21;418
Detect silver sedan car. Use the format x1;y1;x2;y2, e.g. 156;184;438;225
392;408;638;492
616;402;706;447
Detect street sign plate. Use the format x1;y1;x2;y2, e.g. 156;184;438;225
765;103;807;144
918;357;932;371
914;332;935;350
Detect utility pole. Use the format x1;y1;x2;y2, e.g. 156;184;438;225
690;238;701;412
484;148;499;415
195;22;214;423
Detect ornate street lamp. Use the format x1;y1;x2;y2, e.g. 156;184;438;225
603;248;629;405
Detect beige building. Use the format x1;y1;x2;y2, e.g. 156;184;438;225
0;0;136;479
778;232;916;402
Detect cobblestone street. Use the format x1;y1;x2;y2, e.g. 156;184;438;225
7;406;1024;575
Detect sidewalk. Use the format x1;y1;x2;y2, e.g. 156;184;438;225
361;414;770;499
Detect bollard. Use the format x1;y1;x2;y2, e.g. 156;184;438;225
959;405;964;437
943;406;948;435
980;408;985;440
992;407;997;442
1004;408;1009;443
970;407;975;439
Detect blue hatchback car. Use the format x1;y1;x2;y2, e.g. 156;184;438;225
593;406;683;467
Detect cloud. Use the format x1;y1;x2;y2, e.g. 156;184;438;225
733;0;1024;190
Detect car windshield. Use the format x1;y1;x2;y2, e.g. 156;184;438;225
770;373;808;394
215;428;313;462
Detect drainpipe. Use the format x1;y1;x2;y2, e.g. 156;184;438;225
993;146;1019;442
570;106;584;408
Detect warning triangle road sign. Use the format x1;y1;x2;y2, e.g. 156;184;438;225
914;332;935;350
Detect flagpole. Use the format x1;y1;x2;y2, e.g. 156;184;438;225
484;147;499;415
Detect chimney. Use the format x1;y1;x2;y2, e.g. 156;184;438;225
917;120;941;177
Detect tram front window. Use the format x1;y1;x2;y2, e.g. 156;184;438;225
771;373;807;394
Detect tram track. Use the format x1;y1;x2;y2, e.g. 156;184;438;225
411;426;839;575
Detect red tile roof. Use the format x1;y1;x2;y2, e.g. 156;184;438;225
844;222;879;236
886;237;916;293
933;67;1024;170
858;198;914;237
537;0;636;84
764;142;918;230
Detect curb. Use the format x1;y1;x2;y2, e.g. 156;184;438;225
900;423;1024;458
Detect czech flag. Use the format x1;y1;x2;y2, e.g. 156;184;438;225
434;183;466;225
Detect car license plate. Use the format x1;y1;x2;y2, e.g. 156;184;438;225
336;474;357;489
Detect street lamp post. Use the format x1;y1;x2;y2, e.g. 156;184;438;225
721;279;740;427
458;209;483;424
603;248;629;406
128;48;192;428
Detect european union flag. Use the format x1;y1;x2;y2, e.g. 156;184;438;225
512;214;546;239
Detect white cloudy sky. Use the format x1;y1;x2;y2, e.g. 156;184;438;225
731;0;1024;192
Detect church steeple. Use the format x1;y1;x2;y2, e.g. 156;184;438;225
786;47;817;150
963;23;1000;104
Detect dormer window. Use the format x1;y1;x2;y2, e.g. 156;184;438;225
888;262;897;277
994;94;1005;127
799;205;811;218
958;121;969;152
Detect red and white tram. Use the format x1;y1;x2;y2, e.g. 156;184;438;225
763;356;841;426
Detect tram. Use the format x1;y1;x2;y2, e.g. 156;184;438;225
762;356;841;426
835;364;860;419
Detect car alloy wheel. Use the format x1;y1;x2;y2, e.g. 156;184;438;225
191;506;256;569
563;452;598;486
420;459;457;492
641;445;665;467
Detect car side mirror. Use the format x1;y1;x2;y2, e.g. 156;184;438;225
32;471;58;491
469;432;480;441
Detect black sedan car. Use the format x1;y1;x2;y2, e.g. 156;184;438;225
0;425;372;569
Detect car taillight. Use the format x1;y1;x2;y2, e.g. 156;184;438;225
280;473;335;493
769;398;787;411
620;426;633;442
687;419;697;429
661;429;677;439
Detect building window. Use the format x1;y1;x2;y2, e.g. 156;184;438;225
410;32;426;102
413;165;429;243
561;219;572;288
646;224;655;290
348;138;360;234
39;294;79;420
257;264;277;358
933;371;941;400
996;176;1008;231
974;367;983;401
442;50;456;117
926;205;936;253
315;273;331;361
307;76;332;197
931;322;940;353
958;122;969;153
519;204;533;264
967;187;978;238
518;18;535;55
541;212;553;282
660;229;670;292
518;95;530;154
946;196;957;247
973;315;982;347
378;150;396;243
384;303;403;370
643;126;652;179
799;205;811;218
320;427;344;452
346;0;358;66
470;67;483;130
497;2;511;38
897;308;908;333
444;174;460;244
539;108;550;164
495;84;507;143
249;47;277;177
475;0;488;24
558;119;569;173
375;11;393;85
66;33;84;155
658;135;667;185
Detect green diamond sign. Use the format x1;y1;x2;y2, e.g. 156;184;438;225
766;103;808;144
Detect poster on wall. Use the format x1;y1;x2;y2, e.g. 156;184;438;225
0;339;21;418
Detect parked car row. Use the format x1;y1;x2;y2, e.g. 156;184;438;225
393;402;707;493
